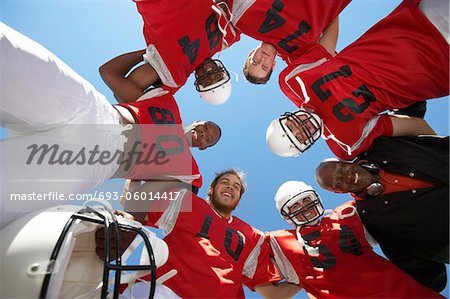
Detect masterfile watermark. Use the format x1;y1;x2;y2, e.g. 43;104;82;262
26;141;169;172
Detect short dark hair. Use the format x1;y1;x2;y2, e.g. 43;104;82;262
205;121;222;148
315;158;341;190
242;59;273;85
209;169;246;198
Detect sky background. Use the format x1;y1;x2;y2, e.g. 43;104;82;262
1;0;448;298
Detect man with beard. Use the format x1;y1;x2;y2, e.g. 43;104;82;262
109;169;299;298
315;135;449;291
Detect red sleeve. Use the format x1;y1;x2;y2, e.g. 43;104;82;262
355;114;393;157
279;43;332;108
243;236;282;291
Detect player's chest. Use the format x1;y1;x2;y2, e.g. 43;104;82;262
293;222;368;271
181;213;254;262
289;64;382;123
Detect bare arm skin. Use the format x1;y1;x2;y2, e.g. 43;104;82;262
318;16;339;57
255;282;302;299
99;50;160;103
389;115;436;136
95;179;185;260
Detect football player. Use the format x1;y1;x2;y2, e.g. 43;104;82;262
103;0;239;104
235;0;351;84
269;180;444;298
266;0;448;160
315;135;449;291
0;23;221;228
115;170;300;298
100;50;232;105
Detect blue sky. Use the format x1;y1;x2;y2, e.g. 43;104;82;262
2;0;448;297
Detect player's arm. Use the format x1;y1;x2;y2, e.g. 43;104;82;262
96;179;185;260
255;282;301;299
389;115;436;136
99;50;160;103
95;210;137;260
255;255;302;298
318;16;339;57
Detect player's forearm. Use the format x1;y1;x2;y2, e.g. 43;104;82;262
390;115;436;136
318;16;339;57
255;282;301;299
99;50;149;103
99;49;146;79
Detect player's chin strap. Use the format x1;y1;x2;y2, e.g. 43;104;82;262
212;1;237;50
228;69;239;84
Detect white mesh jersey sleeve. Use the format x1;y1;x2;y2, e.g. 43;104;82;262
154;189;188;236
242;233;264;279
269;234;300;284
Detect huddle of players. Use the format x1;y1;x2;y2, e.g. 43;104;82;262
106;0;448;298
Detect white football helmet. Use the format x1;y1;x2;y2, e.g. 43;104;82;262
266;110;323;157
0;204;168;299
195;59;231;105
274;181;324;227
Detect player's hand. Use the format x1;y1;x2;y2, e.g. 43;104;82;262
95;210;137;261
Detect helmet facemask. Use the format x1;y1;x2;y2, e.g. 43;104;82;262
279;110;322;153
194;59;231;105
0;204;166;299
280;189;324;227
194;59;230;93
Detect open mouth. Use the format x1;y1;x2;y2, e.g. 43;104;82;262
222;192;232;198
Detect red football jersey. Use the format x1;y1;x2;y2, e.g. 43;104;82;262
232;0;350;63
268;201;443;298
135;0;241;89
279;0;449;159
116;89;202;187
142;190;280;298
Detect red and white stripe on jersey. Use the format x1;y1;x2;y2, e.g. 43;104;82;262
135;0;241;89
115;89;202;187
279;0;449;159
268;201;443;298
232;0;350;63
